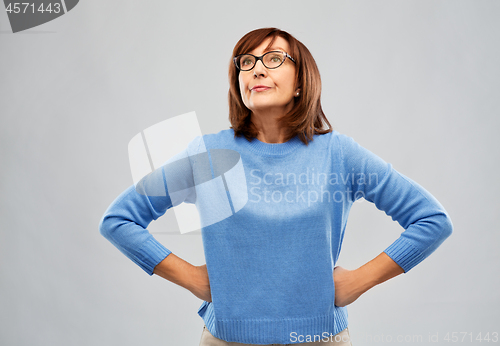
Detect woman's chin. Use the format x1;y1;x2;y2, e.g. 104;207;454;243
248;101;289;114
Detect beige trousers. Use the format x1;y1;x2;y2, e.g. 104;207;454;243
199;325;353;346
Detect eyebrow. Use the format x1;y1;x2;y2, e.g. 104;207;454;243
263;46;287;53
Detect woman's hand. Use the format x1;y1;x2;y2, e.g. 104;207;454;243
333;253;405;307
333;266;365;307
153;254;212;302
189;264;212;302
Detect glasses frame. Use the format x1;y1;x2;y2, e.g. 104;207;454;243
233;50;296;72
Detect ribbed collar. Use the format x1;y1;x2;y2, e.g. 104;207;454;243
235;130;304;156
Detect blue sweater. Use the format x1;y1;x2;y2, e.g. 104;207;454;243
99;128;453;344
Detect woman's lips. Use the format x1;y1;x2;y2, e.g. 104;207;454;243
251;86;271;92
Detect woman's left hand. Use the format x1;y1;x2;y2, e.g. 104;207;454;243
333;253;405;307
333;266;365;307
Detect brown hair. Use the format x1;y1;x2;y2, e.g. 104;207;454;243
228;28;332;145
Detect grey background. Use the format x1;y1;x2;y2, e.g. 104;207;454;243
1;1;498;345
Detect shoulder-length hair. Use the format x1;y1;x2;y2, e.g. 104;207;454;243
228;28;332;145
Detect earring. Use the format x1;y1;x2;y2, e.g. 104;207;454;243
296;92;300;96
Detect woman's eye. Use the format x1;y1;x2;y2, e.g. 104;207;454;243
242;59;253;65
271;56;283;63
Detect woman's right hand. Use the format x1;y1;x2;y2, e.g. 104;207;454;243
153;254;212;302
189;264;212;302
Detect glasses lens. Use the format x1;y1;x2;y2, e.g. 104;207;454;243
264;52;285;69
238;55;255;71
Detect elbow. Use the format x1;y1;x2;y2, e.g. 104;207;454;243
431;211;453;243
441;213;453;240
99;214;114;240
99;213;131;244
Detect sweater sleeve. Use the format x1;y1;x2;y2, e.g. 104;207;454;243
98;136;202;275
338;134;453;273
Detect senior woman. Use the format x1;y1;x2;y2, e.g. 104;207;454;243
99;28;453;346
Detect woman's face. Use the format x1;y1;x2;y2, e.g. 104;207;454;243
238;36;298;117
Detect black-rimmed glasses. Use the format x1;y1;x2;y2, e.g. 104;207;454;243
233;51;296;71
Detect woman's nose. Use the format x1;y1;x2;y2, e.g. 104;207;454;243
253;59;267;77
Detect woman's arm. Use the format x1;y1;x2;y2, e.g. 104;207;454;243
333;133;453;306
99;136;204;275
153;254;212;302
338;133;453;272
99;135;213;301
333;252;404;307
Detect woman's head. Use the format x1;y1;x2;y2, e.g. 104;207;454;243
228;28;332;144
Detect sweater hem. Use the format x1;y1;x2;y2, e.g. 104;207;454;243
198;301;349;345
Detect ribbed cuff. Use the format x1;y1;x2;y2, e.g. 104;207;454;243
384;237;424;273
137;237;171;275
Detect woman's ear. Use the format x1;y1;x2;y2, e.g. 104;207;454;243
295;88;301;97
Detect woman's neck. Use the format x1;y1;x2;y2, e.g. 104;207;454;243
250;109;290;144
